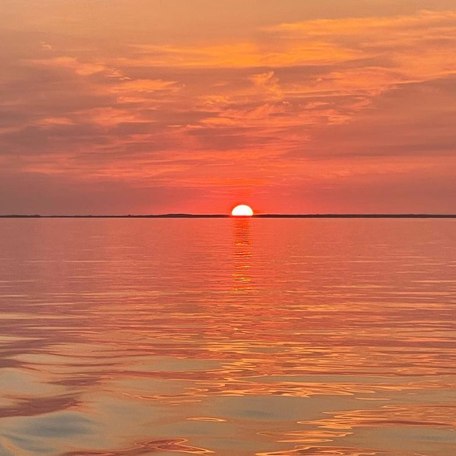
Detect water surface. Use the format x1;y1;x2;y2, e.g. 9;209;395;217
0;219;455;455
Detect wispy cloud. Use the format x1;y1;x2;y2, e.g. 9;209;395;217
0;6;455;213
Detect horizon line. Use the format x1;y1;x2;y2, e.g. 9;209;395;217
1;213;456;219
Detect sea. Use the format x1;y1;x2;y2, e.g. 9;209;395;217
0;218;455;455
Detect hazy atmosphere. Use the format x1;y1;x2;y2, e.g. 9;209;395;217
1;0;455;213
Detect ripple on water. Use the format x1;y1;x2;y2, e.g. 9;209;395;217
0;219;455;455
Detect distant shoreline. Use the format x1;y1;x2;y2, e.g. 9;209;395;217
1;214;455;219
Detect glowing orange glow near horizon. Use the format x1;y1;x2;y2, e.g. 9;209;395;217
231;204;254;217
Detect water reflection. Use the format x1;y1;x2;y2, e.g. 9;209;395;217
232;218;253;290
0;219;455;456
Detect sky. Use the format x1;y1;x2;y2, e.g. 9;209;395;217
1;0;455;214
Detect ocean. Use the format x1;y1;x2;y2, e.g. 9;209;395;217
0;218;455;455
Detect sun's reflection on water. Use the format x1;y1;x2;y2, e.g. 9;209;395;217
232;218;253;291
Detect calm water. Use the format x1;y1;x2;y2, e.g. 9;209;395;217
0;219;455;456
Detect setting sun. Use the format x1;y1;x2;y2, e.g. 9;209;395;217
231;204;254;217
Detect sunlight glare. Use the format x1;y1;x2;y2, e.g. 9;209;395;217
231;204;254;217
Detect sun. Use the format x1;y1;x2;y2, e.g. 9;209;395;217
231;204;254;217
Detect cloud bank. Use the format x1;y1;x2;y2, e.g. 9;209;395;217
0;2;455;213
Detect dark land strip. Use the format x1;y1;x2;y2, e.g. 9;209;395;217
1;214;456;219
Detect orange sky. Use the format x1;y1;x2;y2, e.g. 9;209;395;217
0;0;455;214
